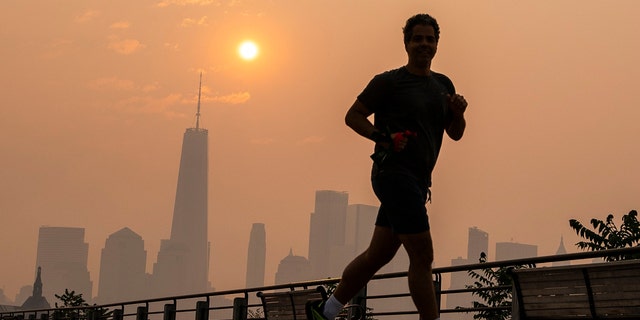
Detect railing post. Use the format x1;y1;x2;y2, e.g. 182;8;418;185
433;273;442;313
195;301;209;320
232;298;247;320
112;310;123;320
87;307;98;320
349;286;367;320
136;306;148;320
40;314;49;320
511;282;520;320
163;304;175;320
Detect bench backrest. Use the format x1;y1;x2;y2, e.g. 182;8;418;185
511;259;640;319
257;286;327;320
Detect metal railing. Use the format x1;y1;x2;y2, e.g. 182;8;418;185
2;247;639;320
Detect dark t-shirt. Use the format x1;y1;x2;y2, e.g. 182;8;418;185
357;66;455;187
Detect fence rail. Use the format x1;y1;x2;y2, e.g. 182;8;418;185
2;247;639;320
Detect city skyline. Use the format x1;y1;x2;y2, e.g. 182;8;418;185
6;200;551;305
2;0;639;302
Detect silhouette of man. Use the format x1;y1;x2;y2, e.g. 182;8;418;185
306;13;468;320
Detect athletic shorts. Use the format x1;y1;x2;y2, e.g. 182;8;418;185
371;172;430;234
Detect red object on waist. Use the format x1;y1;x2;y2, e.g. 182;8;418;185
393;130;416;151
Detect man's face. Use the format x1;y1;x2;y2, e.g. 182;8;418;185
405;24;438;66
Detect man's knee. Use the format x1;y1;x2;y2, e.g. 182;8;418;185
399;232;434;266
414;251;434;269
364;226;401;268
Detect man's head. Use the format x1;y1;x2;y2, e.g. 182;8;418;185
403;14;440;45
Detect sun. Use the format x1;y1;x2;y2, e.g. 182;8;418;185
238;40;259;61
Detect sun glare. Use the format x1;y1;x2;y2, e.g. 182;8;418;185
238;41;259;61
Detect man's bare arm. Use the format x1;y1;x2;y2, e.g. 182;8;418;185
345;99;377;140
445;93;468;141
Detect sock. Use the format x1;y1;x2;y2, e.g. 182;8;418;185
323;295;344;320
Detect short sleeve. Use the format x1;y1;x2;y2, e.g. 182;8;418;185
356;73;391;113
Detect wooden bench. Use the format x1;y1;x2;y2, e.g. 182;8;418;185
257;286;328;320
510;259;640;319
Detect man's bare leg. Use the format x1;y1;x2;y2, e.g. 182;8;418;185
332;226;402;303
398;231;438;320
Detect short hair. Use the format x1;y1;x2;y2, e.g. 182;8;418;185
403;13;440;44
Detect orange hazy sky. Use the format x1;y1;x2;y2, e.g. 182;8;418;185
1;0;639;300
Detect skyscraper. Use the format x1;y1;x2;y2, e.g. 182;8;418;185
245;223;266;288
495;241;538;261
96;227;147;304
153;75;210;296
34;226;92;303
467;226;489;263
345;204;378;257
274;249;312;285
308;190;348;278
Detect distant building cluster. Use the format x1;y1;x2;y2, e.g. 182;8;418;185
274;190;409;284
3;174;567;311
4;187;566;312
270;190;415;317
8;188;403;308
443;227;567;320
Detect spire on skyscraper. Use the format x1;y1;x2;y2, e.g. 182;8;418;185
195;72;203;130
556;235;567;255
34;267;43;297
21;266;50;310
552;236;571;266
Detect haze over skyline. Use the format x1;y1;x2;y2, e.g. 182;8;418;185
1;0;638;300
